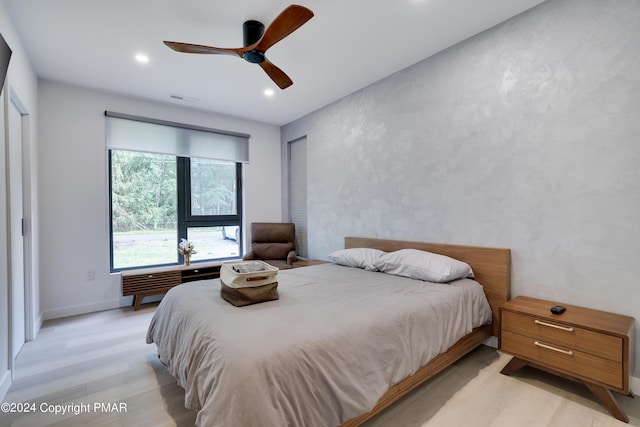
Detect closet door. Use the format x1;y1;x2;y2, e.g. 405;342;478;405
288;137;307;258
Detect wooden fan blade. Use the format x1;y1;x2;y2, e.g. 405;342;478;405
163;41;245;57
259;59;293;89
254;5;313;52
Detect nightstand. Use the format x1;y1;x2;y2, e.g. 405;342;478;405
499;296;635;423
292;260;327;268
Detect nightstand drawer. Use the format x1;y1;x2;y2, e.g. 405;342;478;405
501;330;623;389
502;311;622;362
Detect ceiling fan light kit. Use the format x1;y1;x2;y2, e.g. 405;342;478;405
164;4;314;90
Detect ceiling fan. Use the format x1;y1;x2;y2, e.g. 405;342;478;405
164;4;314;90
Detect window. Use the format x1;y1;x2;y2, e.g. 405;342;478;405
110;151;178;269
106;112;249;272
180;157;243;265
109;152;242;271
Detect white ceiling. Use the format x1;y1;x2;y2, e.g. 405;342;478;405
4;0;546;126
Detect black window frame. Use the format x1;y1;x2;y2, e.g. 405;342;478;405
109;151;243;272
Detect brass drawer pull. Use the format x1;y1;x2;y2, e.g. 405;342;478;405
534;341;574;356
534;319;574;332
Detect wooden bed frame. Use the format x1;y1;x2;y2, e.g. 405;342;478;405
339;237;511;427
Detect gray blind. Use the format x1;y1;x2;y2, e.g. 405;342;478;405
105;111;250;162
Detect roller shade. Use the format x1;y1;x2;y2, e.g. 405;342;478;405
105;111;250;162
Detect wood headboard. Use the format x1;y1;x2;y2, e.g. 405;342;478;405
345;237;511;336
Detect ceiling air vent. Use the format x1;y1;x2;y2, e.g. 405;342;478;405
169;93;199;103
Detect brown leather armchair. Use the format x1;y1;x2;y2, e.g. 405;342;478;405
243;222;297;269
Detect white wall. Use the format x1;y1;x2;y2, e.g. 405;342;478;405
0;0;39;400
37;80;281;320
282;0;640;379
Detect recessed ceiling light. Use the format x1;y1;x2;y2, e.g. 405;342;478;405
135;53;149;64
264;88;275;97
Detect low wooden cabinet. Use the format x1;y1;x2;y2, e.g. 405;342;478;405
122;263;222;310
499;296;635;423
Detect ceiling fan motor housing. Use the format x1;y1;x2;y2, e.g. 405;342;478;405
243;20;266;63
243;20;265;46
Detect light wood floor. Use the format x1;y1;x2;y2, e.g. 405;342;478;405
1;305;638;427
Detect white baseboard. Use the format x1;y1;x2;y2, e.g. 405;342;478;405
0;369;11;402
484;336;498;348
41;294;165;321
32;312;44;339
42;298;123;321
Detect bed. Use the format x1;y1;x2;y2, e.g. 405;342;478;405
146;237;511;427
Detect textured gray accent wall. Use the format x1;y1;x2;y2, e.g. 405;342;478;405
282;0;640;376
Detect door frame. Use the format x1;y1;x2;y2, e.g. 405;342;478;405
6;87;32;375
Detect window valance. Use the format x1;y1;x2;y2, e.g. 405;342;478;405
105;111;250;163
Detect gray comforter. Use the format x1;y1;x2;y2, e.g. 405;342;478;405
146;263;492;427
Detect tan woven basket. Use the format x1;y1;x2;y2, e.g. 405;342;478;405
220;260;279;288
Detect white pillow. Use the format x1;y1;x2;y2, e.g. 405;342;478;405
328;248;386;271
373;249;474;283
